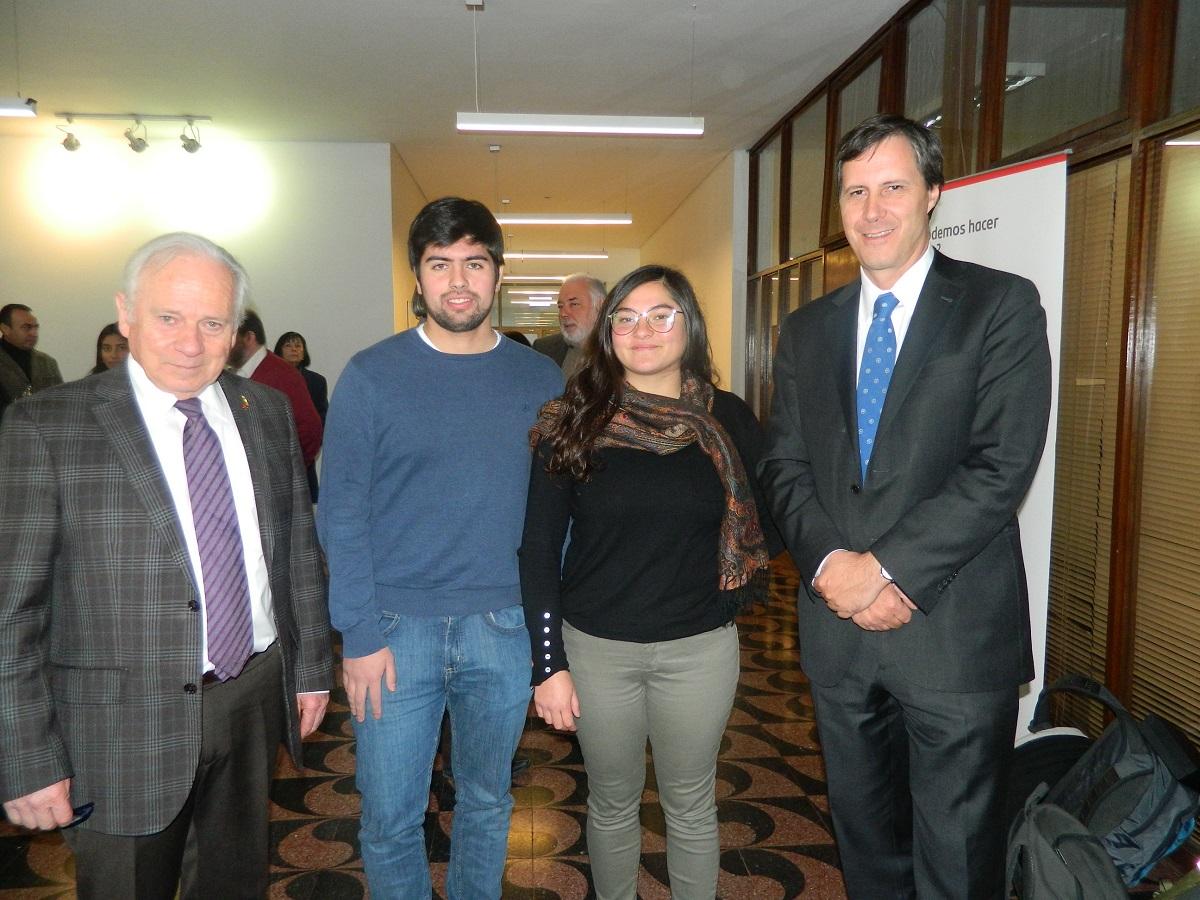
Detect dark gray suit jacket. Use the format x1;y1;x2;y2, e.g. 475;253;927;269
533;332;569;367
0;367;332;835
760;251;1051;693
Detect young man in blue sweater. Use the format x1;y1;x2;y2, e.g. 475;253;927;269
318;197;563;898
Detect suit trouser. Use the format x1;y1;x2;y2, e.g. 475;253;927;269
564;621;739;900
808;634;1017;900
64;644;286;900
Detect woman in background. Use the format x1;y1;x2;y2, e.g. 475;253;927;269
520;265;780;899
88;322;129;375
275;330;328;501
274;331;328;423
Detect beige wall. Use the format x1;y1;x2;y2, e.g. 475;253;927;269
0;136;394;391
390;147;428;333
639;153;738;390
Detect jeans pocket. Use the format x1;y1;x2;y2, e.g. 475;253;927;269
484;604;526;634
379;611;402;637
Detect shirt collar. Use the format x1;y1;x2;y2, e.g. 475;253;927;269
127;355;228;423
415;322;502;352
236;344;268;378
859;243;936;315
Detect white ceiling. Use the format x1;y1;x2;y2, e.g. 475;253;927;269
1;0;904;254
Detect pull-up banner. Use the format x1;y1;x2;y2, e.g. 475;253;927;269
929;153;1068;738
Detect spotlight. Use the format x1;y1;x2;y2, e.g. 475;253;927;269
57;118;79;151
124;123;148;153
180;119;201;153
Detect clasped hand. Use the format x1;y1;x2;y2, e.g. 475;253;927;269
813;550;917;631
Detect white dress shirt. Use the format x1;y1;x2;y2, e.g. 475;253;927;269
854;242;935;374
127;357;276;673
236;344;267;378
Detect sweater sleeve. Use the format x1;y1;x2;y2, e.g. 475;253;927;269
518;441;572;685
316;359;382;658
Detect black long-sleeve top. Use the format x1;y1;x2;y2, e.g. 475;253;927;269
519;389;783;685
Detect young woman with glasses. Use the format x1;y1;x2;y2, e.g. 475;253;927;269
520;264;782;899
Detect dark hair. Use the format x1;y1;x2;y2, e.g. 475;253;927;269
543;264;716;481
834;114;944;194
502;329;532;347
407;197;504;273
238;309;266;346
273;330;311;367
0;303;31;328
90;322;125;375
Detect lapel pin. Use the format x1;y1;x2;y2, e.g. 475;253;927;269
240;395;250;411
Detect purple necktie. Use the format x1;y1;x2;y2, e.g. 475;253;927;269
175;397;254;682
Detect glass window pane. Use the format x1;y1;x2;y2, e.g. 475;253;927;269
754;133;782;272
905;1;946;128
829;58;882;237
1171;0;1200;115
788;97;827;259
837;58;882;141
908;0;986;178
1002;1;1126;158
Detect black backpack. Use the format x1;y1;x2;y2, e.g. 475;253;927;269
1021;674;1200;886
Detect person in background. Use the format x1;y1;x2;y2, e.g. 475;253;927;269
88;322;130;375
229;313;323;504
274;331;328;424
0;303;63;402
521;264;781;900
532;274;606;378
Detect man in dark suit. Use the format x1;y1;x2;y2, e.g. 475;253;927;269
760;115;1051;898
0;303;63;401
0;232;332;899
532;273;605;376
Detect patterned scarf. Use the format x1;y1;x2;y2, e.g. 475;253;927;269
531;375;770;616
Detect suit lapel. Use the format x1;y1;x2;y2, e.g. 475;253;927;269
92;370;197;590
221;376;276;571
823;282;862;453
877;252;964;435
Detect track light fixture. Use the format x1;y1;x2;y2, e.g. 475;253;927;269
54;112;212;154
124;121;148;153
180;119;201;153
57;117;79;151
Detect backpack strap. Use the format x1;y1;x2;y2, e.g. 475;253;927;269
1029;673;1133;733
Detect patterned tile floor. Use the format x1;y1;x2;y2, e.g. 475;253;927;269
0;558;845;899
3;555;1195;898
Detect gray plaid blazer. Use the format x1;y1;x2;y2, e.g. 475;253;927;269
0;367;332;835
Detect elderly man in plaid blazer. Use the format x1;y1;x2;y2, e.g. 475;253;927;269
0;233;332;899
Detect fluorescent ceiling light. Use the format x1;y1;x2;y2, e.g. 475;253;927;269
510;300;558;307
502;275;567;283
1165;140;1200;146
508;289;560;296
0;96;36;117
458;112;703;136
506;251;610;260
496;213;632;226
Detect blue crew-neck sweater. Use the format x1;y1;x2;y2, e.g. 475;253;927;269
318;329;563;658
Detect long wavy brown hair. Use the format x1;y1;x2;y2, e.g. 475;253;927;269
541;264;718;481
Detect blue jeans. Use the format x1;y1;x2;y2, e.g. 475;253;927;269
353;605;531;899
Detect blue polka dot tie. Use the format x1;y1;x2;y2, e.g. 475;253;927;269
857;292;897;483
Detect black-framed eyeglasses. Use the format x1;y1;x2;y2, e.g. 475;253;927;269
608;307;684;336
